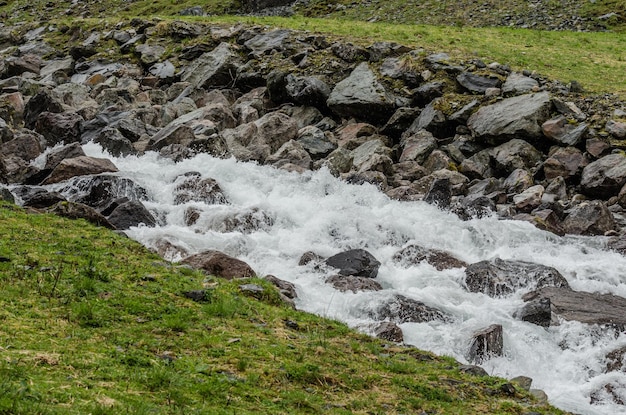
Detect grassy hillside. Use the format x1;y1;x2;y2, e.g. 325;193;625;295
0;202;567;414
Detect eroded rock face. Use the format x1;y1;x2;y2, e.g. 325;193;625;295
465;258;569;297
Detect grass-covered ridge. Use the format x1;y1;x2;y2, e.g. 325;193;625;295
0;201;566;414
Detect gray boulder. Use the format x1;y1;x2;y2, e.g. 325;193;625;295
543;146;588;182
501;72;538;95
399;129;437;164
325;275;383;293
392;244;467;270
296;126;336;159
325;248;381;279
173;173;228;205
541;116;588;146
181;250;255;279
42;156;118;185
243;29;291;57
581;154;626;198
467;92;552;144
106;200;156;229
327;63;395;124
491;139;542;175
180;42;242;89
34;112;84;146
562;200;615;236
465;258;569;297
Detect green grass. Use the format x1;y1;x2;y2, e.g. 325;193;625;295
0;202;566;414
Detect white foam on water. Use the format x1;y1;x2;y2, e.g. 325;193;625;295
76;142;626;414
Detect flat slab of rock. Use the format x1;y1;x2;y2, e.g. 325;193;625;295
523;287;626;328
181;250;255;280
467;92;551;144
325;274;382;293
180;42;242;89
42;156;118;185
465;258;569;297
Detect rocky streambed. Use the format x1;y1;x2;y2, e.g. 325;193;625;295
2;18;626;413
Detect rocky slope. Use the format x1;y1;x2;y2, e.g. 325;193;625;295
3;14;626;411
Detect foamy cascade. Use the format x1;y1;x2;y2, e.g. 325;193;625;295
52;143;626;415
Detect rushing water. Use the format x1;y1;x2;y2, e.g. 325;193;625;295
52;143;626;414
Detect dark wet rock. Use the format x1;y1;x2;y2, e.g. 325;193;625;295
412;81;445;107
373;321;404;343
541;116;588;146
181;249;255;279
327;62;395;124
107;200;156;229
514;297;552;327
370;294;450;323
0;187;14;203
23;89;64;129
47;201;115;229
94;127;135;157
296;125;336;159
423;177;452;208
325;248;381;279
523;287;626;329
284;74;331;109
405;98;453;138
381;107;421;139
456;72;501;94
61;174;148;210
467;92;552;145
173;173;228;205
465;258;569;297
330;41;369;63
0;131;44;163
34;112;84;146
17;187;66;209
581;154;626;199
468;324;503;364
392;244;467;270
562;200;616;236
42;156;118;185
325;274;383;293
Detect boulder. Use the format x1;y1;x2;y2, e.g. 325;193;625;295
423;177;452;208
16;187;66;209
180;42;243;89
562;200;615;236
23;90;65;129
284;74;331;109
181;250;255;279
392;244;467;270
0;131;43;163
541;116;588;146
405;98;453;138
266;140;312;170
325;275;383;293
543;146;588;182
47;201;115;229
264;275;297;299
61;174;148;210
325;249;381;279
34;112;84;146
399;129;437;164
369;294;450;323
243;29;291;57
491;139;542;175
94;127;135;157
514;297;551;327
42;156;118;185
523;287;626;329
513;185;544;212
173;173;228;205
327;63;395;124
467;92;552;145
106;200;156;229
296;126;336;159
465;258;569;297
581;154;626;198
468;324;503;364
607;120;626;139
